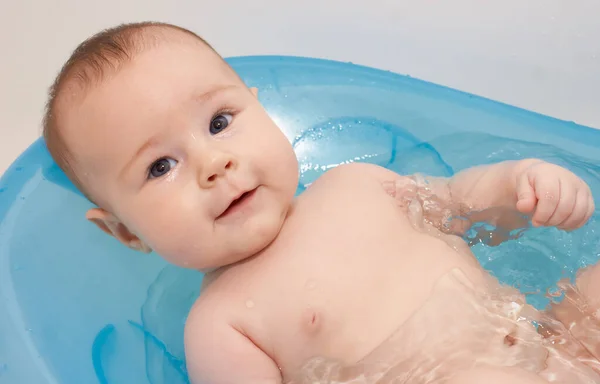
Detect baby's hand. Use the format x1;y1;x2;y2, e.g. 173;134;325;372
515;160;595;230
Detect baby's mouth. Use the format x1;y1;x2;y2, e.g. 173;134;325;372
218;188;258;219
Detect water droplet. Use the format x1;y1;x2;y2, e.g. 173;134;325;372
15;167;23;172
245;300;255;309
305;279;317;290
19;196;25;200
0;188;5;193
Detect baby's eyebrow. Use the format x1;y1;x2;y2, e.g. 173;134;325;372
192;84;239;104
119;135;162;180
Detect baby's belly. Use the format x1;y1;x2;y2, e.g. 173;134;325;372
263;229;501;379
287;265;549;384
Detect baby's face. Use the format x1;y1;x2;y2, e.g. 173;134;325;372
60;40;299;270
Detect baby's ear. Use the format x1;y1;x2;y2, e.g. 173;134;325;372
250;87;259;97
86;208;152;253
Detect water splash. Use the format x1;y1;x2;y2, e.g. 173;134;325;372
427;132;600;310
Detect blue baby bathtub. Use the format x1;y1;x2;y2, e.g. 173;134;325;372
0;56;598;383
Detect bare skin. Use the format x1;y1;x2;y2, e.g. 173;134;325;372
185;162;599;384
55;29;598;383
444;366;550;384
186;164;496;382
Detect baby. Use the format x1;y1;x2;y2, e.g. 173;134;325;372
43;22;599;383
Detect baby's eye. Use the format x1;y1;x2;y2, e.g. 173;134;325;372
209;113;233;135
148;157;177;179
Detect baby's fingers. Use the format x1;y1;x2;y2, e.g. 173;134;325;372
515;172;537;214
583;195;596;224
546;180;577;227
571;189;595;230
531;177;561;227
556;187;587;230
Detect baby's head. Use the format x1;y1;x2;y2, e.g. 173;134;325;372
43;22;299;271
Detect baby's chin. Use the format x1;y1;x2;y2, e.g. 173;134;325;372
172;235;276;273
193;248;265;274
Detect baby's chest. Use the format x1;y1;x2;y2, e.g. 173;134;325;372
242;178;475;371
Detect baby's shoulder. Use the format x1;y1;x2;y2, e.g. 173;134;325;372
185;283;229;326
183;278;242;348
302;163;401;200
183;274;281;383
297;162;402;209
313;162;399;187
188;270;239;317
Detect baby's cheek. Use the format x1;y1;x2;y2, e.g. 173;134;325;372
131;211;200;263
145;228;202;268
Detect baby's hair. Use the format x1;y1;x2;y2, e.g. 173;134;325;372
42;21;217;203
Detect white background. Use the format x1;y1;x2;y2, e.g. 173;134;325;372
1;0;599;175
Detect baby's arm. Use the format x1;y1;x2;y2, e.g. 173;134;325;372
383;159;594;238
184;301;282;384
448;158;593;230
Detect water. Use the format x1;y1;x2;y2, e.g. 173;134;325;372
293;268;600;383
295;125;600;310
289;128;600;383
118;131;599;384
1;56;599;384
427;132;600;310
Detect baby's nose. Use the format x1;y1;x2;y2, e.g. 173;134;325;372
198;151;237;188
